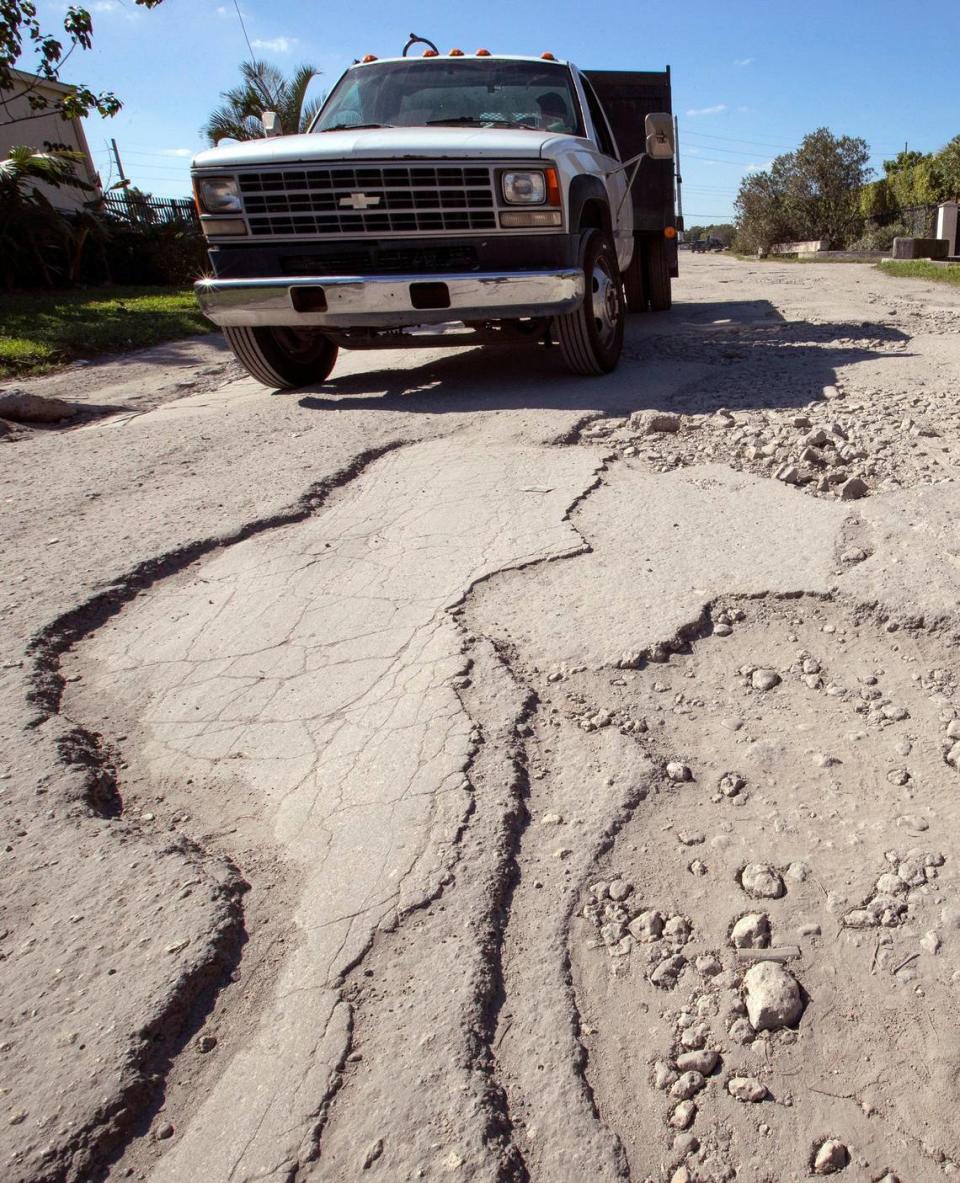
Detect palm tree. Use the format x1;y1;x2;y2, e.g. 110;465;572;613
202;60;323;145
0;147;92;287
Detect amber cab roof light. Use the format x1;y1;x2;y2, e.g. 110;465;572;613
423;48;439;57
541;51;556;60
361;54;378;63
449;48;464;56
476;48;491;55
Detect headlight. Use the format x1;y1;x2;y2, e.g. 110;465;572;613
502;171;546;204
196;176;242;214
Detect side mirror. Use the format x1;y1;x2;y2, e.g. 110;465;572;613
645;112;674;159
262;111;282;138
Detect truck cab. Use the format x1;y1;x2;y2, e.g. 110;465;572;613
192;48;678;388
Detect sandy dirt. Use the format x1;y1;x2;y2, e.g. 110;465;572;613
3;254;960;1183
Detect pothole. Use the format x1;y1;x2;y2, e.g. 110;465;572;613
558;595;960;1182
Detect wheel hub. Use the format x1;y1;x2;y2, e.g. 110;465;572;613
591;259;620;346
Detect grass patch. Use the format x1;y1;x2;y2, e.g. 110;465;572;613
0;286;213;379
877;260;960;287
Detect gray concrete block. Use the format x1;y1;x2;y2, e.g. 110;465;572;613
891;237;949;260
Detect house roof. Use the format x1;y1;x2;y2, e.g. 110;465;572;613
5;66;78;97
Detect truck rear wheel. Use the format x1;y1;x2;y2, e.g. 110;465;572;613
223;326;339;389
555;230;624;375
646;237;672;311
623;242;647;314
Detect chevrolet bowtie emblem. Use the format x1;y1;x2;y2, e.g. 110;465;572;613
339;192;381;209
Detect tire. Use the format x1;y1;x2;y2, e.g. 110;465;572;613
646;236;672;311
555;230;625;375
223;326;338;389
623;241;647;314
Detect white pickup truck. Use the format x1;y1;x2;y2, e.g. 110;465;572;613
191;43;679;387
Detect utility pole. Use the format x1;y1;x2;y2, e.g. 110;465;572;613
110;138;128;185
674;114;684;232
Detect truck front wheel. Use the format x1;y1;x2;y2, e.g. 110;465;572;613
223;326;339;390
555;230;624;375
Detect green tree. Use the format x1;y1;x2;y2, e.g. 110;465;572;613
202;60;323;145
0;145;91;285
0;1;164;124
734;128;871;251
934;136;960;200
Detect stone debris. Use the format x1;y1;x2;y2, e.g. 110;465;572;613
669;1099;696;1130
727;1076;768;1103
0;389;77;423
740;864;785;899
629;910;665;942
812;1139;849;1174
666;761;693;782
743;961;802;1031
718;772;745;797
751;669;781;692
730;913;771;949
670;1070;706;1100
676;1049;718;1075
651;955;687;989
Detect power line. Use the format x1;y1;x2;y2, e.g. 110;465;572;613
232;0;256;60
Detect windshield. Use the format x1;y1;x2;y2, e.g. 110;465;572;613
313;59;585;135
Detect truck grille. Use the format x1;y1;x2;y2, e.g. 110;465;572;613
239;165;497;237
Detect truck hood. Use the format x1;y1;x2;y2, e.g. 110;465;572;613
193;126;572;169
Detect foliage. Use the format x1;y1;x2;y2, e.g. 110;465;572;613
0;285;211;377
734;129;871;251
0;145;91;286
878;260;960;287
203;59;323;144
0;1;164;123
847;221;909;251
685;223;734;244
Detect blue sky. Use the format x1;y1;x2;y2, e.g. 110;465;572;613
23;0;960;219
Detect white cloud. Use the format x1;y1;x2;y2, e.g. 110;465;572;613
734;57;754;66
159;148;193;157
686;104;728;118
91;1;120;10
744;160;773;173
251;36;297;53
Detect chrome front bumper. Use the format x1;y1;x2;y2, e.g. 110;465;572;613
194;270;584;328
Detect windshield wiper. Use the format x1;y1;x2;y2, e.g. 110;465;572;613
320;122;394;132
426;117;539;129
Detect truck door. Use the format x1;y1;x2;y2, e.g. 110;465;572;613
579;76;632;269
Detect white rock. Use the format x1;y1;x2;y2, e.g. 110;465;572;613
751;669;781;691
650;955;686;989
670;1071;706;1100
666;761;692;782
731;913;771;948
629;910;665;942
676;1049;718;1075
669;1100;696;1130
719;772;745;797
743;961;802;1031
727;1075;768;1102
740;864;785;899
607;879;633;902
813;1139;849;1174
654;1059;679;1090
920;930;942;955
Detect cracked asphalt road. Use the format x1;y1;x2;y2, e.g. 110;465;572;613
4;254;960;1183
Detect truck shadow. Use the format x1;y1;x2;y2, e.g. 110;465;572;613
296;299;910;419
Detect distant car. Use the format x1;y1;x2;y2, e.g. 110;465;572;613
690;240;707;253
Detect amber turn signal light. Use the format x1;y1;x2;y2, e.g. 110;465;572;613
664;226;678;239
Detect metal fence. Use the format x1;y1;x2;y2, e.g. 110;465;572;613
868;203;938;238
100;193;198;227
